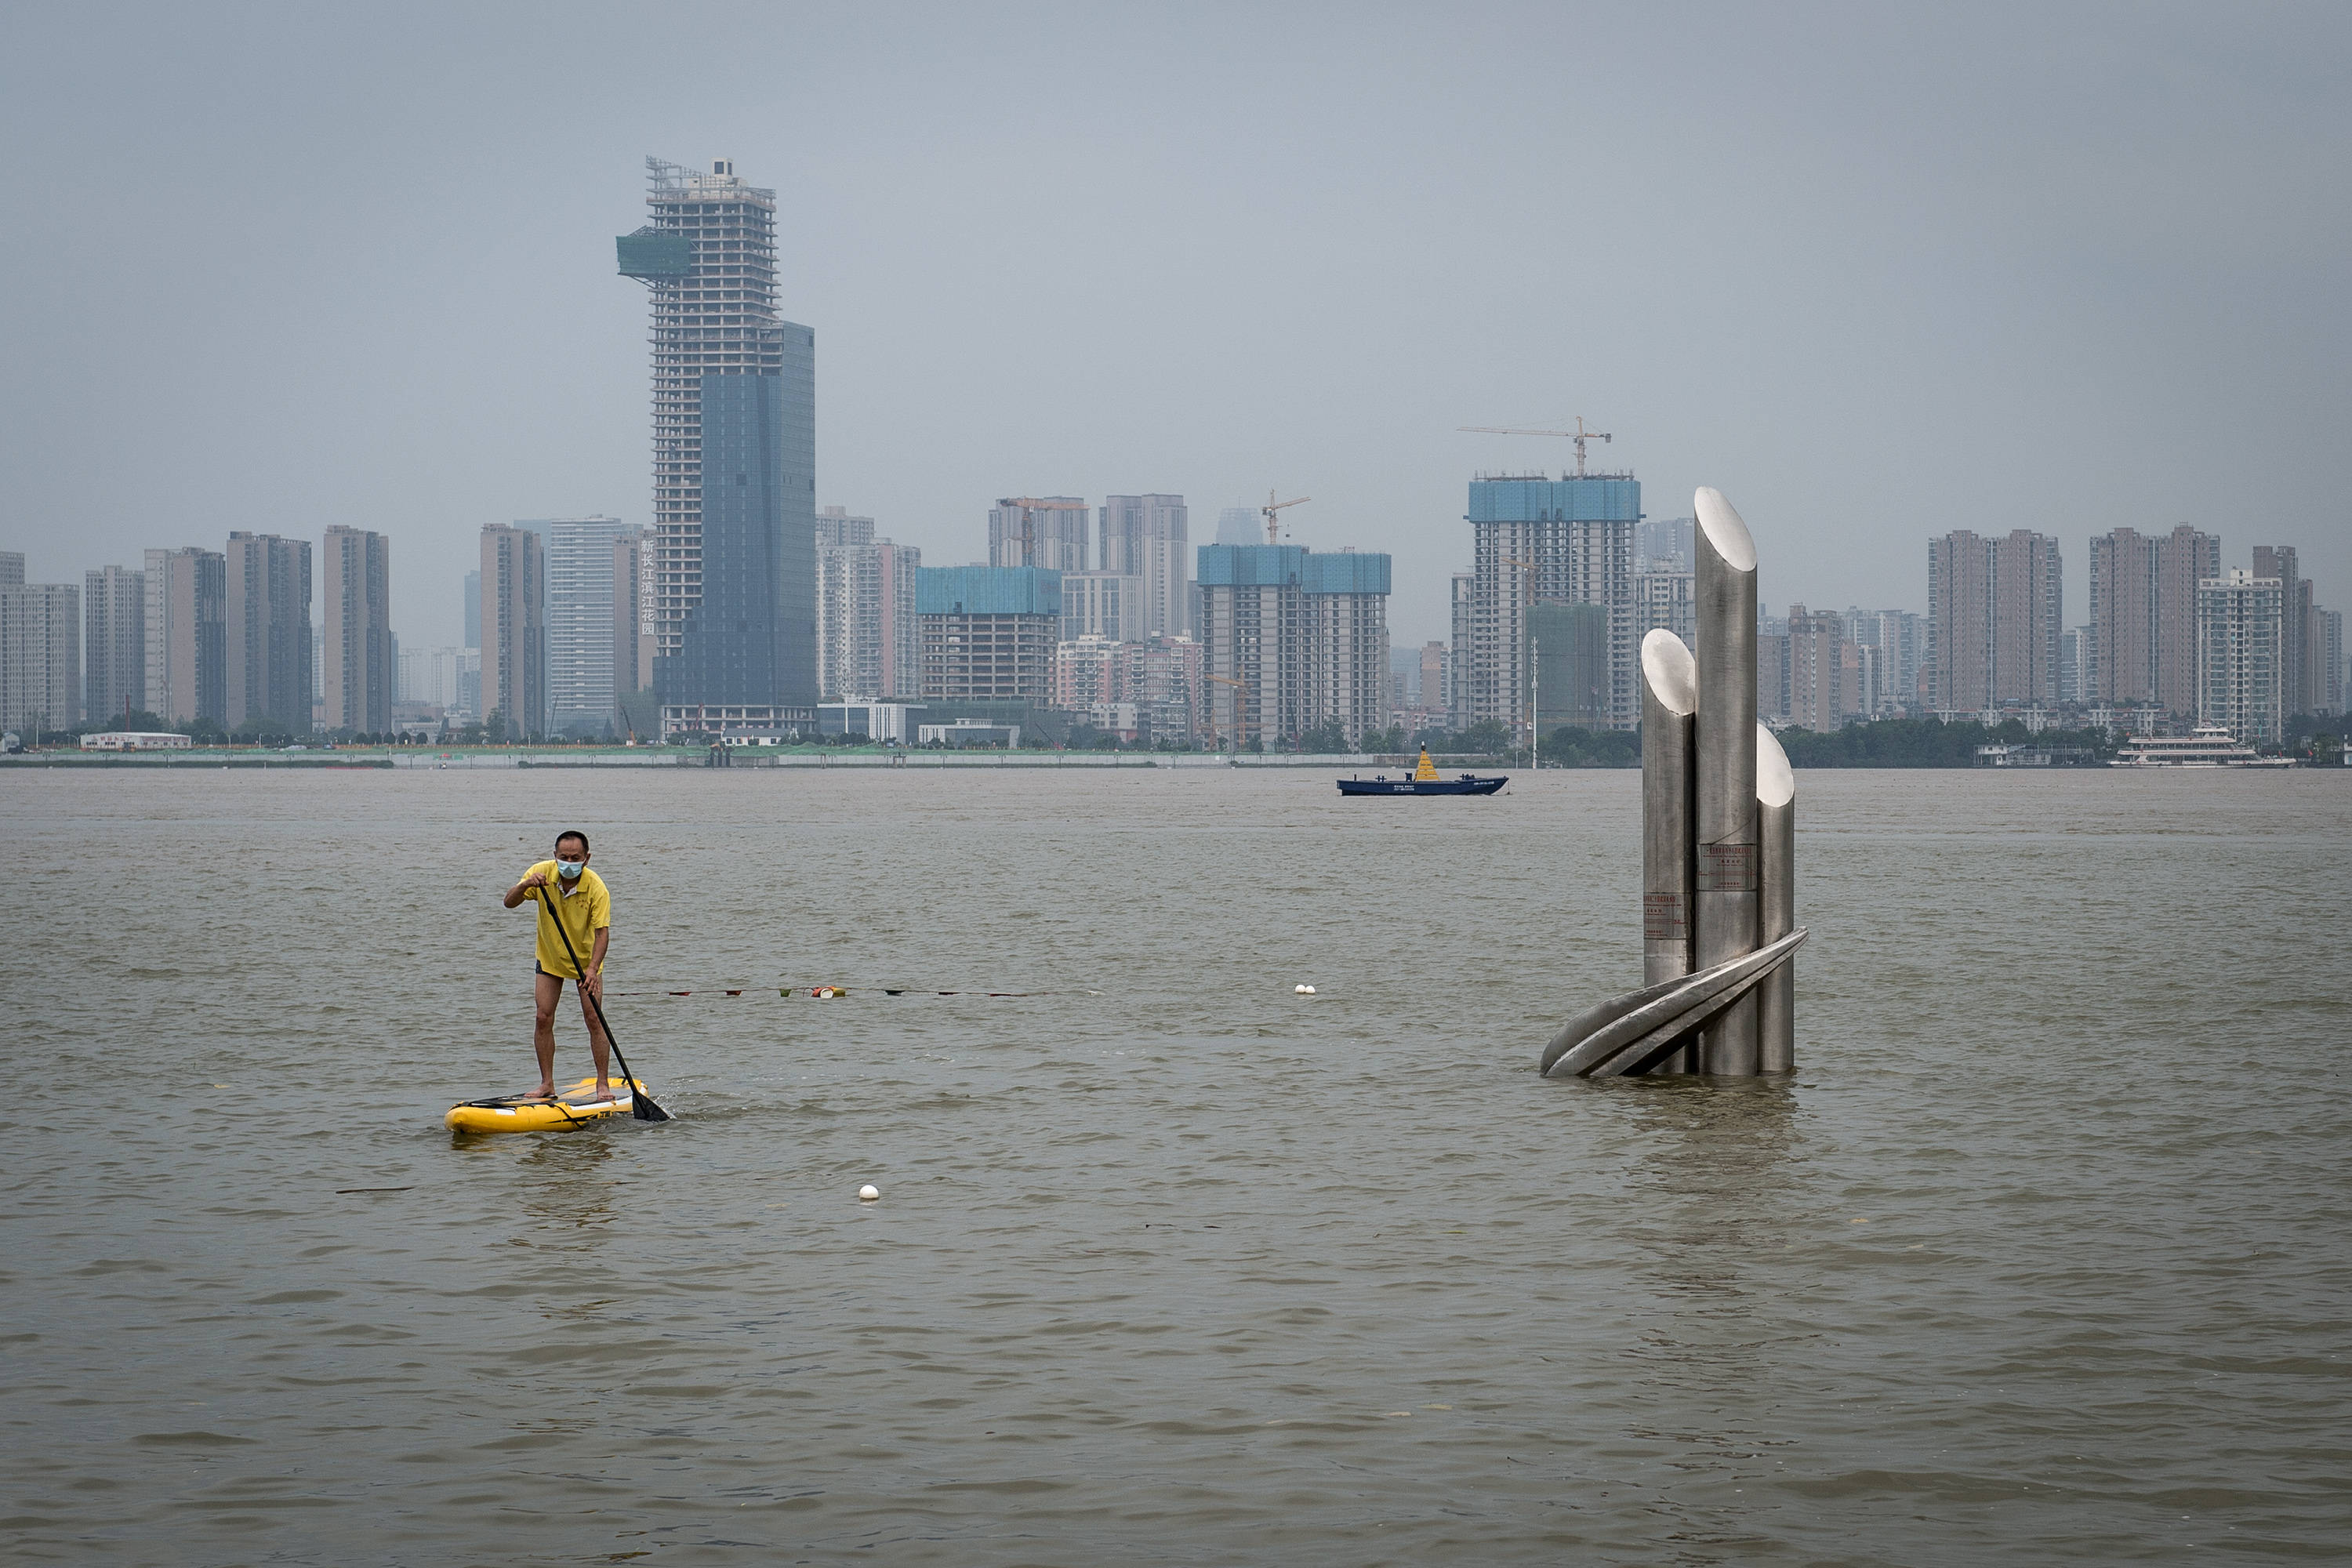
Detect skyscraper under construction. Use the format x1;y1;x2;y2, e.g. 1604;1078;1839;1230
617;157;816;732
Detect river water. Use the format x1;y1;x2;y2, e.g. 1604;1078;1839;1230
4;765;2347;1564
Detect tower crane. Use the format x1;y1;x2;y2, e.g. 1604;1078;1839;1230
996;496;1083;567
1457;415;1613;477
1260;490;1310;546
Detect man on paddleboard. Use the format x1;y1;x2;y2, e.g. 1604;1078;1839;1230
502;830;613;1103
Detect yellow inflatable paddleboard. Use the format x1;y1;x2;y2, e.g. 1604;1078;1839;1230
445;1076;649;1134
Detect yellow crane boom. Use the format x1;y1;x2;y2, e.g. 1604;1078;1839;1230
1260;490;1310;546
996;496;1087;566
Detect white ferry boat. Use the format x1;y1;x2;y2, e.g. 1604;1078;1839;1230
2109;724;2295;768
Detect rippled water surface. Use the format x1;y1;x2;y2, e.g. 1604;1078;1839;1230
5;765;2349;1564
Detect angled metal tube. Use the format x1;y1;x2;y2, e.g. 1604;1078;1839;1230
1757;724;1796;1073
1640;629;1700;1073
1543;927;1808;1079
1693;488;1759;1075
1538;967;1694;1077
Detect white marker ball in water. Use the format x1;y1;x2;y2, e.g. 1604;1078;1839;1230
858;1185;880;1202
1294;984;1316;995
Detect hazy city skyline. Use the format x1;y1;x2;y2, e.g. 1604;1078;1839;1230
4;3;2349;650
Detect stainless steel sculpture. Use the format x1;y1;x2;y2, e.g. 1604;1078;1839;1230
1541;928;1807;1079
1757;724;1796;1074
1544;486;1801;1080
1693;488;1760;1075
1639;630;1699;1073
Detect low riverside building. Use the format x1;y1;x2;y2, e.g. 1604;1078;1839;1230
918;719;1019;748
815;700;914;743
80;731;192;750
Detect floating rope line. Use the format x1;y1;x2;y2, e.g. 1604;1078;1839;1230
601;985;1073;1000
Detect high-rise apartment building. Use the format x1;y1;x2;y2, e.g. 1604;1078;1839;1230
2295;581;2319;715
144;547;226;726
479;524;546;736
1098;494;1189;637
1635;570;1696;654
1636;516;1693;572
531;517;634;735
1128;634;1204;742
617;157;815;717
1458;474;1639;734
1048;633;1203;741
2150;526;2218;715
2250;546;2303;717
2198;569;2285;745
612;529;653;731
1758;628;1790;724
1782;605;1863;730
1925;529;2060;712
1214;506;1259;547
1388;645;1415;718
1417;641;1448;728
989;498;1089;572
321;526;393;735
815;508;873;549
1052;635;1123;712
84;564;145;724
1838;608;1922;713
2088;525;2218;716
0;553;81;735
463;571;481;652
1058;572;1142;644
1530;601;1612;729
1196;544;1392;749
1991;530;2061;707
813;507;920;700
1450;573;1474;725
916;566;1061;703
397;646;479;716
2317;608;2344;717
2058;625;2085;706
224;532;312;734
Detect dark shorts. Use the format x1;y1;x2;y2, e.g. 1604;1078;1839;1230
535;964;582;982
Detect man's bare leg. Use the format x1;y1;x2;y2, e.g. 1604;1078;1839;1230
576;982;615;1102
527;970;563;1099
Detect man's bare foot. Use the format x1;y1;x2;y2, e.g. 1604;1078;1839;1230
577;1082;617;1105
515;1086;557;1102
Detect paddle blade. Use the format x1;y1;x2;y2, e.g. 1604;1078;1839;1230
630;1089;672;1123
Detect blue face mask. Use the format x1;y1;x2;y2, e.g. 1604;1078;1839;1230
555;858;585;879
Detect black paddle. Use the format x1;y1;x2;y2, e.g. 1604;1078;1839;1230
534;881;670;1123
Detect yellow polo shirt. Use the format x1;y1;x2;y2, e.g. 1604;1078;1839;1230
524;861;611;978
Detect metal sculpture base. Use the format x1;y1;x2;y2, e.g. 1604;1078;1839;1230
1541;927;1808;1079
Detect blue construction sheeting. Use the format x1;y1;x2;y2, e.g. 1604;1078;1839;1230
1196;544;1305;587
1467;476;1641;523
1197;544;1388;593
1301;552;1391;595
916;565;1061;616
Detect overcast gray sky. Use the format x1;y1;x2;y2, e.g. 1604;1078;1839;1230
3;0;2347;649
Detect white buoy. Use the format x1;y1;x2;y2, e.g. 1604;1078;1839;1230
858;1184;880;1202
1294;984;1316;995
